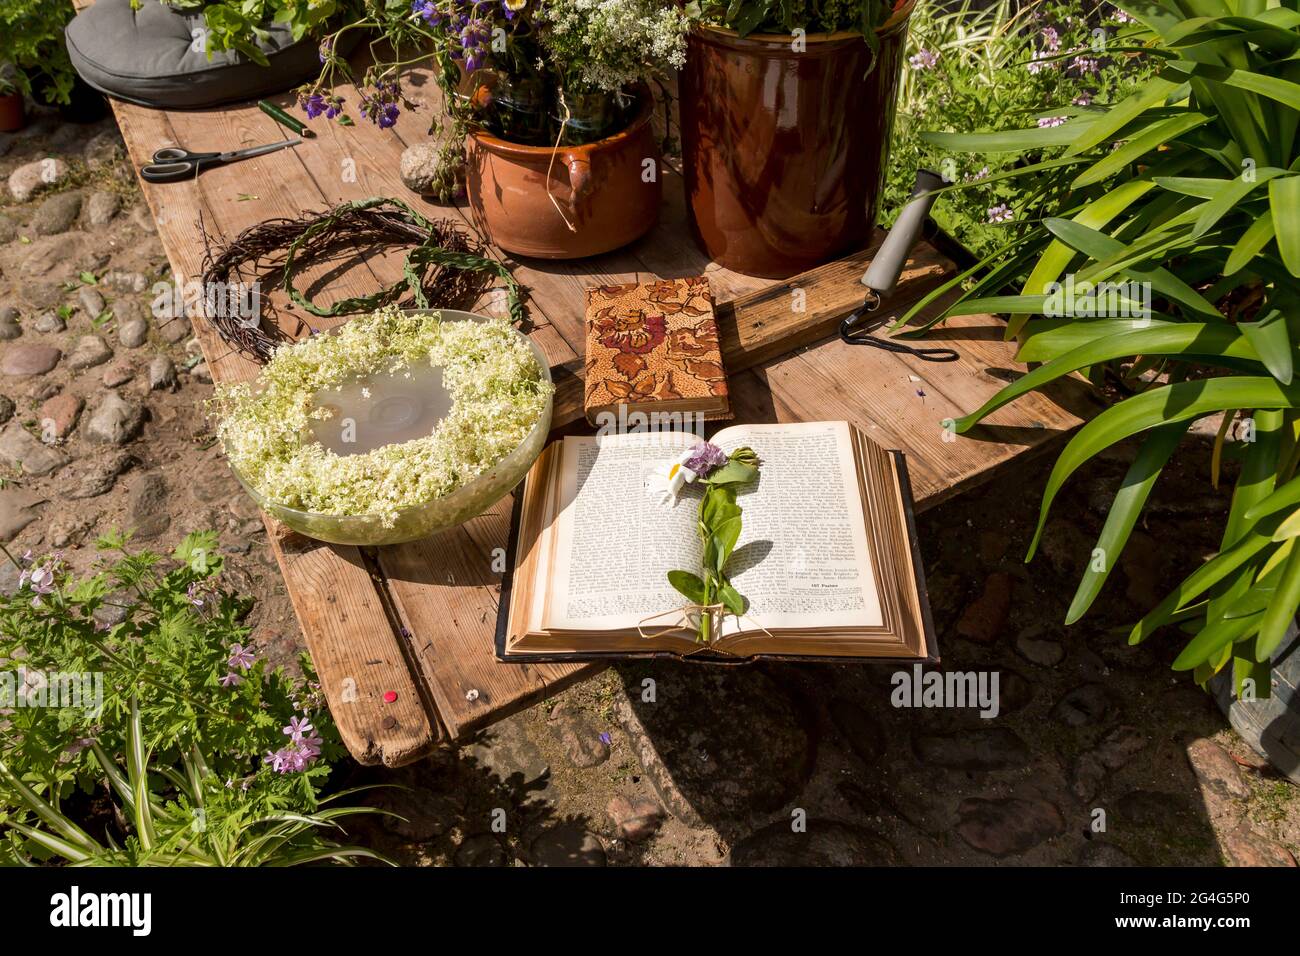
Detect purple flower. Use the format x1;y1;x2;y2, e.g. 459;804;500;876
599;732;611;746
301;92;327;120
1037;115;1068;128
24;565;55;604
1041;27;1060;53
1073;91;1093;106
186;580;207;608
1070;56;1099;75
284;716;314;741
987;204;1014;223
264;740;319;774
683;441;728;476
228;643;256;671
908;49;939;70
219;672;243;688
415;0;443;25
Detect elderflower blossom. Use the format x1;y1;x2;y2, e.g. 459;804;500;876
214;307;552;528
535;0;689;93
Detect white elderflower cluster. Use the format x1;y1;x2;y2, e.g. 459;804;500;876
538;0;689;93
213;307;552;526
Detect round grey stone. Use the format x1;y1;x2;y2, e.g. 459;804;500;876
148;355;176;391
78;287;106;318
956;797;1065;857
84;393;145;445
399;142;443;194
1052;683;1112;727
2;343;61;378
128;471;170;539
67;335;113;370
0;307;19;341
119;319;148;349
912;727;1030;771
8;158;69;202
85;191;121;228
32;312;65;334
29;192;83;236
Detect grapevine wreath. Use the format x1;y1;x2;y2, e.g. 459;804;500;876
200;196;526;362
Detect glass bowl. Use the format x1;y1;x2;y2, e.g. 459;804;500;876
228;309;553;547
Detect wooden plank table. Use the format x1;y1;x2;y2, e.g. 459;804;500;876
93;34;1101;767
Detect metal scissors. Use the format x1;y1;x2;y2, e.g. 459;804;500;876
140;137;302;183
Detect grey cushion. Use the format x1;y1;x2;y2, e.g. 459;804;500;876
65;0;324;109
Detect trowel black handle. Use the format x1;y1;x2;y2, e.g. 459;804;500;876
863;168;946;298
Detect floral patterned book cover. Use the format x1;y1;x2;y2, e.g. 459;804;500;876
583;276;731;425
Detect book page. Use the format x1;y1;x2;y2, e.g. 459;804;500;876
547;431;701;631
713;421;884;633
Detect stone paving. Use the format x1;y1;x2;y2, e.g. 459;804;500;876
2;108;1297;866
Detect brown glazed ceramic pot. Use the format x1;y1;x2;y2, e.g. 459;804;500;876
0;92;26;133
681;4;915;278
465;88;661;259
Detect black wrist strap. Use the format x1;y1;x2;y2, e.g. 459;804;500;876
838;296;960;363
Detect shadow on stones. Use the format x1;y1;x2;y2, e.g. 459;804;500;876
339;725;605;867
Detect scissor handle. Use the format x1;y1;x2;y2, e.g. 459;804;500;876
151;146;193;163
140;161;200;183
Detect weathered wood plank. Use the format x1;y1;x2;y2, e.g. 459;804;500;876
103;93;444;764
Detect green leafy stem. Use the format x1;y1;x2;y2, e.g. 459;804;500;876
667;447;760;642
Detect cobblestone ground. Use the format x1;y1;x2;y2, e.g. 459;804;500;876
3;110;1297;866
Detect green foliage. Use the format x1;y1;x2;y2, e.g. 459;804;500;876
667;446;760;641
688;0;895;40
884;0;1157;258
911;0;1300;694
0;531;390;865
162;0;349;65
0;0;77;104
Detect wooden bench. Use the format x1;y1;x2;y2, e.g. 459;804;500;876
96;43;1100;767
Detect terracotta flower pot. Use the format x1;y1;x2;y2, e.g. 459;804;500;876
0;92;26;133
465;88;661;259
681;3;915;278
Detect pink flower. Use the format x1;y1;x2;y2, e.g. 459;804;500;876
1073;92;1093;106
909;49;939;70
1109;5;1133;24
227;643;256;671
1037;115;1068;127
284;716;314;741
987;204;1014;223
1027;54;1054;74
219;672;243;687
1070;56;1099;75
1041;27;1060;52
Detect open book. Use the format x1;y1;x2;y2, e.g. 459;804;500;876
497;421;936;663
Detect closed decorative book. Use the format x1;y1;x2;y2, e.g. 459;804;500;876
583;276;731;425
